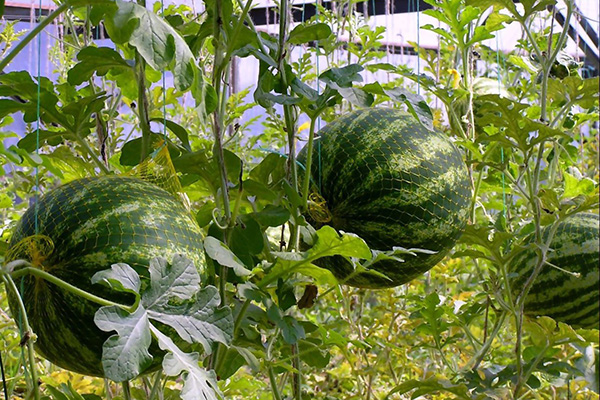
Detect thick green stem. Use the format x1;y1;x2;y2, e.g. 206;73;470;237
208;1;236;373
9;264;134;312
121;381;132;400
1;274;40;400
221;0;254;69
268;366;284;400
0;2;69;71
147;371;162;400
233;299;251;337
211;0;232;225
276;0;300;251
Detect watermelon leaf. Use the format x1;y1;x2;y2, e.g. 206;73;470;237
94;255;233;385
288;23;332;45
384;87;434;130
336;87;374;108
94;305;153;381
103;0;197;91
143;256;200;305
319;64;364;89
204;237;252;277
250;205;290;227
92;262;141;297
150;325;222;400
563;171;597;199
261;226;370;286
67;46;134;86
309;226;372;260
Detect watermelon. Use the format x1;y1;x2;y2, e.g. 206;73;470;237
298;108;471;288
6;176;204;376
449;77;510;135
512;213;599;329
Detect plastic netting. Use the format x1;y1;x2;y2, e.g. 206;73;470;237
298;108;472;288
6;142;195;268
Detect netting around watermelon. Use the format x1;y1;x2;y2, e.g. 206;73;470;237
6;175;205;376
512;212;599;329
125;144;189;207
299;108;472;288
4;142;205;377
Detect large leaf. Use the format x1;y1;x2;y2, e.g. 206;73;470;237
67;46;134;86
104;0;197;90
288;23;332;44
151;326;222;400
94;306;153;380
203;236;251;277
384;87;434;130
0;71;68;127
319;64;364;89
91;262;141;298
259;226;371;287
93;255;233;384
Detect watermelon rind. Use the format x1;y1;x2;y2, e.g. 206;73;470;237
512;212;599;329
6;176;205;377
298;108;471;288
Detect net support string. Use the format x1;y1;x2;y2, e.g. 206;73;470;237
496;34;507;214
161;0;167;144
416;0;420;94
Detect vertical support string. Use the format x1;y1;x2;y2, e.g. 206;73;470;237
19;0;45;388
496;30;507;221
315;0;322;193
416;0;421;94
34;0;42;234
161;0;167;143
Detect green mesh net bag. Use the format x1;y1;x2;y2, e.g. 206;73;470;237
5;146;205;376
298;108;472;288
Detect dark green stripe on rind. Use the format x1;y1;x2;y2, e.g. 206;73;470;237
7;176;205;376
298;108;471;288
512;213;599;329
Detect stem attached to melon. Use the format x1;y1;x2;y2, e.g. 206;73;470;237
121;381;132;400
1;274;40;400
8;262;135;312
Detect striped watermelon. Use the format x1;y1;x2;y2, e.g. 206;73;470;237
298;108;471;288
512;213;599;329
6;176;204;376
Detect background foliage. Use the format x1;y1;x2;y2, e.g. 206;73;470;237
0;0;598;399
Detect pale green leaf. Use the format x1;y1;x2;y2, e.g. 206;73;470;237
94;306;153;382
151;326;222;400
204;236;251;277
104;0;196;90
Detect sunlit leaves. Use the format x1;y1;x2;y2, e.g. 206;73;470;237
93;255;233;390
67;46;133;86
288;23;332;45
102;0;197;91
261;226;371;287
